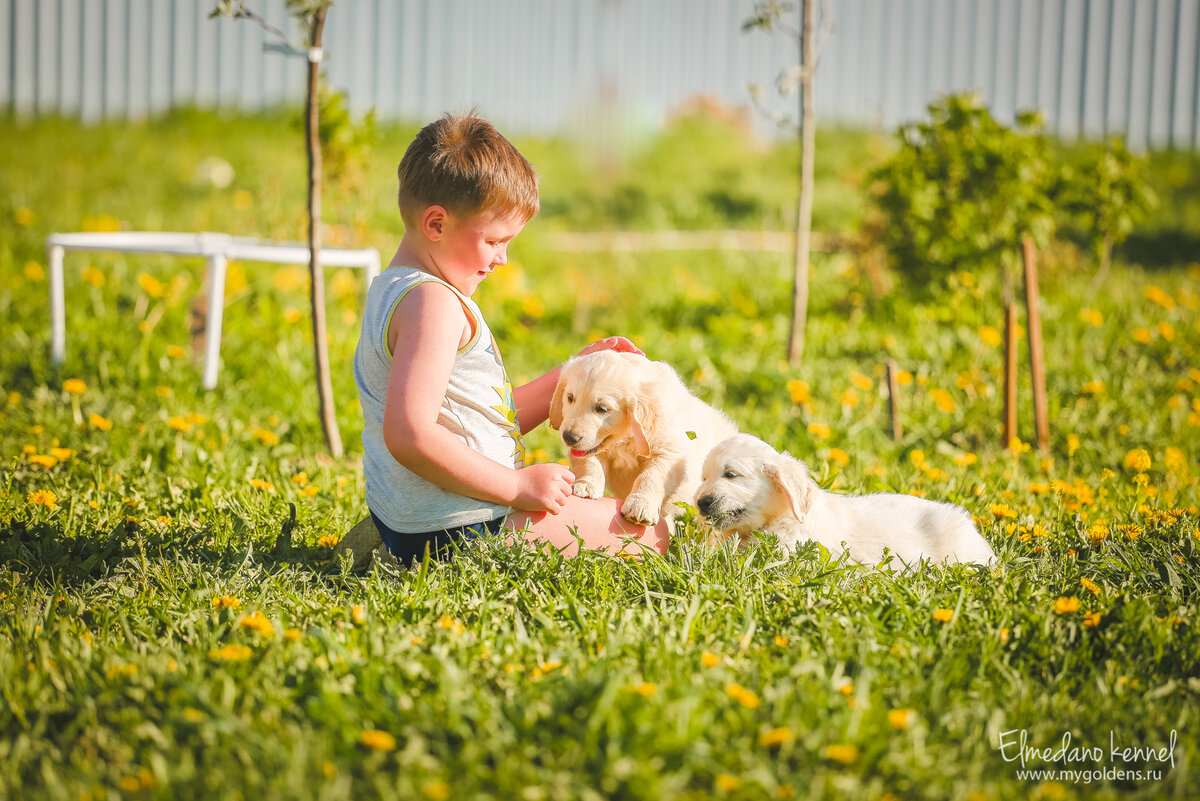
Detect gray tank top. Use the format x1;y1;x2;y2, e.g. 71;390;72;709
354;267;526;533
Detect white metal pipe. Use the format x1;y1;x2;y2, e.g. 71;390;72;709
203;253;227;390
43;231;381;389
48;244;66;365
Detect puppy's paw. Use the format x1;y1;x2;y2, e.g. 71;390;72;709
572;477;604;499
621;493;662;526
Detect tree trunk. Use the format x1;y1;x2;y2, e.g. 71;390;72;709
305;7;343;457
788;0;816;366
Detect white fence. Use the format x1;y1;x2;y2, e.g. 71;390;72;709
2;0;1199;149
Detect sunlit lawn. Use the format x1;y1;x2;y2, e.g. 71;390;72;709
1;111;1198;800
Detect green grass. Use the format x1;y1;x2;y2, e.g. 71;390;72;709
1;110;1198;800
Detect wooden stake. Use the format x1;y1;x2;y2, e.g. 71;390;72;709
1022;237;1050;453
1003;303;1019;449
886;360;902;441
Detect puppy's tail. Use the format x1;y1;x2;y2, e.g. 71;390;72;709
936;506;996;566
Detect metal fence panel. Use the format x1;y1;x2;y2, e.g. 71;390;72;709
2;0;1197;149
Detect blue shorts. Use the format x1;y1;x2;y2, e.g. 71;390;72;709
369;509;507;565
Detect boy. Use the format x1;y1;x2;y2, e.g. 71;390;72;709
348;113;669;565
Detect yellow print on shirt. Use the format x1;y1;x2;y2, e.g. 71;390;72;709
486;335;526;468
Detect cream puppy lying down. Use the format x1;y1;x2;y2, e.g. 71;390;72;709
550;351;739;526
696;434;995;566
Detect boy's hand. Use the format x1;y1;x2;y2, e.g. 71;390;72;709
576;336;644;359
513;463;576;514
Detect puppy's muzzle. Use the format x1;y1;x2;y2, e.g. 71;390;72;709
562;430;582;447
697;494;718;517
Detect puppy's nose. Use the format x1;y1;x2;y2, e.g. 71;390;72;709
562;430;582;446
697;495;716;517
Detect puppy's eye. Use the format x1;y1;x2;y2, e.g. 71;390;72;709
593;404;608;414
565;394;575;404
722;470;739;480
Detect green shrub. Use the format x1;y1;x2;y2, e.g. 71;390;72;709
868;93;1059;288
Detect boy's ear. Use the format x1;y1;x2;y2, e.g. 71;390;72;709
421;205;448;240
549;378;565;431
765;456;814;521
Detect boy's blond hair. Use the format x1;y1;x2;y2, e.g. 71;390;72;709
397;113;539;227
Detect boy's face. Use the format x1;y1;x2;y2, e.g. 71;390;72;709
429;208;527;296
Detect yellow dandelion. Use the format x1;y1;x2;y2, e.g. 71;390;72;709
29;454;58;468
759;727;795;748
1080;577;1101;596
807;422;830;439
1123;449;1151;472
317;535;338;548
167;416;192;432
24;260;44;280
1132;328;1152;344
284;307;303;324
27;490;58;509
1083;612;1102;628
1053;596;1081;615
1087;523;1109;545
909;450;927;468
14;206;35;226
888;709;914;730
931;388;957;413
182;707;205;723
1081;380;1105;395
49;447;73;461
701;651;720;667
715;774;741;792
979;326;1002;346
155;385;171;398
209;644;253;661
212;595;241;610
840;389;859;407
782;378;811;402
251;427;280;445
89;413;113;431
63;378;87;395
167;345;186;359
1157;322;1175;341
285;628;302;641
989;503;1017;520
352;604;366;625
1078;308;1103;326
81;266;106;287
137;273;165;298
773;635;789;647
359;729;397;751
422;780;451;801
299;485;320;497
932;608;954;623
1145;285;1176;310
851;373;873;390
625;682;658;697
239;611;274;637
827;448;850;466
249;479;275;492
724;683;760;708
825;744;859;765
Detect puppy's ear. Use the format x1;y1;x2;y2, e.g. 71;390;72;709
549;377;565;431
765;456;814;521
630;396;656;457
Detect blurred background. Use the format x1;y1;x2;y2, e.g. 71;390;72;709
3;0;1199;151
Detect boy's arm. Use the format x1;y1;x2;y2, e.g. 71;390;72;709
383;284;574;513
513;337;644;434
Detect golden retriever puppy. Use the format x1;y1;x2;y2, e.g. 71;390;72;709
549;351;739;526
696;434;995;566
